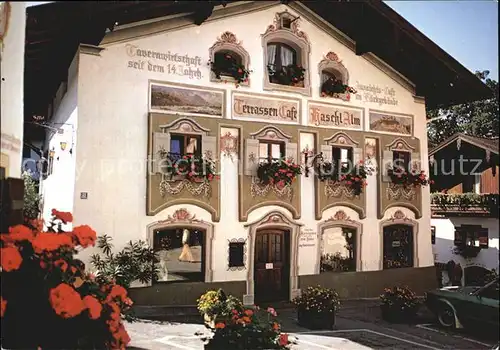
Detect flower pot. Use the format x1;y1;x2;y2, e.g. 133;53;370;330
297;308;335;330
380;305;417;323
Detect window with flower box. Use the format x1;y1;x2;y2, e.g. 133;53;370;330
393;150;410;172
209;32;251;86
262;11;311;96
259;140;285;162
333;146;353;171
152;119;217;181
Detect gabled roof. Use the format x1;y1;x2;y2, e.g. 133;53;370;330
429;133;499;156
24;1;493;140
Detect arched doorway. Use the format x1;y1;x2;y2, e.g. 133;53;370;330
244;211;302;305
382;224;414;269
254;229;290;303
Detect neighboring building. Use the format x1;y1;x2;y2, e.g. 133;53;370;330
430;134;499;287
1;1;26;179
24;1;492;306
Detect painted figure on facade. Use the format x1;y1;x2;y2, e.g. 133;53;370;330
178;228;195;262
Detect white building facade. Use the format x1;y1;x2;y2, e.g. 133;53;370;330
42;2;445;305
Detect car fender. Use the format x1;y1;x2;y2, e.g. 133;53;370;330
437;297;464;329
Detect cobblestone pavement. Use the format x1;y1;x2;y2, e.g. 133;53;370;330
127;301;499;350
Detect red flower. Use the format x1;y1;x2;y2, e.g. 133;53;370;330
51;209;73;223
54;259;68;272
215;322;226;329
31;232;74;253
71;225;97;248
244;309;254;317
83;295;102;320
279;333;289;346
106;285;128;303
1;297;6;317
7;225;34;242
1;246;23;272
49;283;85;318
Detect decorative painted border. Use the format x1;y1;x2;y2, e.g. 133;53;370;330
231;91;301;125
148;80;227;119
368;109;414;137
227;238;247;271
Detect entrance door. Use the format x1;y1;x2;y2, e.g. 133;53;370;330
254;229;289;303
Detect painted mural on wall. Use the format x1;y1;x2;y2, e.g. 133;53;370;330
154;228;204;282
369;111;413;136
232;92;300;124
308;102;363;130
150;82;224;118
354;82;398;106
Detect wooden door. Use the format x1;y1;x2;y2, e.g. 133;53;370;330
254;230;289;303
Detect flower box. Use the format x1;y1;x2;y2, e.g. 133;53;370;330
209;53;251;87
297;307;335;330
387;168;431;188
268;64;305;87
257;159;302;187
379;286;420;324
380;304;418;323
320;78;357;100
316;161;370;195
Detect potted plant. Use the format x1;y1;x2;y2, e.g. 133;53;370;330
208;53;251;87
387;168;432;188
320;77;357;99
197;289;243;328
202;306;294;349
268;64;305;87
257;159;302;188
316;161;370;195
292;285;340;330
379;286;420;323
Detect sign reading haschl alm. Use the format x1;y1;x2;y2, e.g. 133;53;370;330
308;102;363;130
232;92;300;124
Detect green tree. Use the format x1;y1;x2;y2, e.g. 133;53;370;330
427;70;499;147
22;171;41;220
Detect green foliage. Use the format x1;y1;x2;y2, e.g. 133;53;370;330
22;172;41;220
292;285;340;314
257;159;302;187
90;235;159;290
431;193;499;211
427;70;499;147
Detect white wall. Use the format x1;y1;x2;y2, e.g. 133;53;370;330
48;3;433;279
432;217;499;272
1;2;26;179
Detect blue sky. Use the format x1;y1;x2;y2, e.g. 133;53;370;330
27;1;499;81
386;1;499;81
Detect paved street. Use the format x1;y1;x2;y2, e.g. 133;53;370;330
127;301;499;349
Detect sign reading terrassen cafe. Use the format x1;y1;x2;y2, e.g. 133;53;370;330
309;102;363;130
232;93;300;124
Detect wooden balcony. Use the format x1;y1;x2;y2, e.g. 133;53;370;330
431;193;499;217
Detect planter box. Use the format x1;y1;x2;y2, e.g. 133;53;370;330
380;304;418;323
297;308;335;330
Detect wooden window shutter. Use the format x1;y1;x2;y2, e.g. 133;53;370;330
382;150;393;182
353;147;363;166
285;142;298;163
244;139;260;176
152;132;170;174
320;145;332;163
411;151;421;172
202;135;217;159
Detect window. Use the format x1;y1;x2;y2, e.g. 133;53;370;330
321;70;342;85
267;42;299;86
479;280;499;300
170;134;202;161
454;225;488;248
320;226;356;272
259;140;285;162
431;226;436;245
383;224;413;269
154;228;205;282
393;151;410;172
213;50;243;77
333;146;353;170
